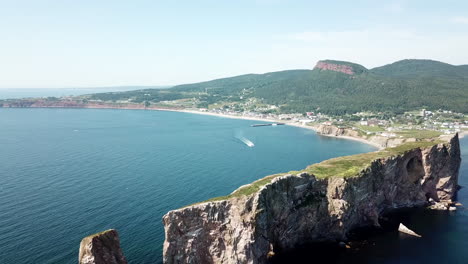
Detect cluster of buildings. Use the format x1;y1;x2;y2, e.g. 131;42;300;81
197;104;467;137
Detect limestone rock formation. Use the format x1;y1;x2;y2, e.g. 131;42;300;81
79;229;127;264
163;135;461;264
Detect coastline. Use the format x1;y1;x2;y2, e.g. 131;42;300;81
284;121;383;150
3;104;459;149
170;109;383;149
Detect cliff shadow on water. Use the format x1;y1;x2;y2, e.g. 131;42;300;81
270;208;461;264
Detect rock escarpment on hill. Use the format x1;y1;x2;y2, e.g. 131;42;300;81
314;60;367;75
315;61;355;75
162;135;461;264
78;229;127;264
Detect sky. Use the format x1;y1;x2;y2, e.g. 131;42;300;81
1;0;468;88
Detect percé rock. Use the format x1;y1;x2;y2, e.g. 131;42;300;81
162;135;461;264
79;229;127;264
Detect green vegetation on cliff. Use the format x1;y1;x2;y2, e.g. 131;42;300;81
306;140;442;178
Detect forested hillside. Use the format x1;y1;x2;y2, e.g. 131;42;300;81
84;59;468;115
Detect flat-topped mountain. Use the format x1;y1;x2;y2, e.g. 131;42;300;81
314;60;368;75
169;59;468;114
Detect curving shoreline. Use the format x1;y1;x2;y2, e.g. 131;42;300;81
4;103;465;149
173;109;384;149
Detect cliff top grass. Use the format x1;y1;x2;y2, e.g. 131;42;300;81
197;174;284;204
303;140;442;178
189;139;445;206
394;129;443;139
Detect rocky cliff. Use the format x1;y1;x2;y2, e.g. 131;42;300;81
162;135;461;264
79;229;127;264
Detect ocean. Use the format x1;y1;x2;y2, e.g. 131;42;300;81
0;108;377;263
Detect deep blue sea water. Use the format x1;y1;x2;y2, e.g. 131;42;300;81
0;108;377;264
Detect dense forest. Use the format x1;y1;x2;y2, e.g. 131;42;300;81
81;59;468;115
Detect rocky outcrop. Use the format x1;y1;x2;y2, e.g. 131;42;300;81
163;135;461;264
314;61;355;75
315;124;360;138
398;223;421;237
79;229;127;264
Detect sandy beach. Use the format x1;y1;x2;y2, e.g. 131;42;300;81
170;109;383;149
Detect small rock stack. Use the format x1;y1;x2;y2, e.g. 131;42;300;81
78;229;127;264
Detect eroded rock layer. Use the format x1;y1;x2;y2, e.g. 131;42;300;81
163;135;461;264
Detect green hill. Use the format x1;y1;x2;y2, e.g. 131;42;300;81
85;59;468;115
371;59;468;80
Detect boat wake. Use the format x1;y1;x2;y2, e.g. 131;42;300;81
235;135;255;147
234;130;255;147
239;137;255;147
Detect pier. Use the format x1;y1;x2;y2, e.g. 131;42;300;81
251;123;285;127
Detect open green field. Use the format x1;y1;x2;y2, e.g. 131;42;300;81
395;129;442;139
355;124;386;133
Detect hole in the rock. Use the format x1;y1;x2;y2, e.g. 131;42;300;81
406;157;424;184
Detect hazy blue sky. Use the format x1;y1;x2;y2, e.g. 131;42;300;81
1;0;468;88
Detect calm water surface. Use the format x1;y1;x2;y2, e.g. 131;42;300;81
0;108;376;263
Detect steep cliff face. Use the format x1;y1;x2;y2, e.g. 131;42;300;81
163;135;461;264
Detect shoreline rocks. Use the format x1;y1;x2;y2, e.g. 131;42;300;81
398;223;422;237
